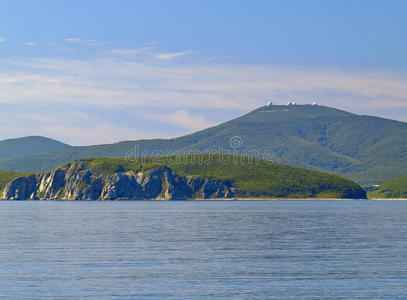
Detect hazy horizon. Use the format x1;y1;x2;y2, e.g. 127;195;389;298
1;103;406;147
0;0;406;145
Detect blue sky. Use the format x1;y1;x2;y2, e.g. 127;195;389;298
0;0;406;145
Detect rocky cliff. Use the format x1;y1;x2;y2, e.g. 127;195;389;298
1;162;233;200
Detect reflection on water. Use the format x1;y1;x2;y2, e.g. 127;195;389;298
0;200;407;299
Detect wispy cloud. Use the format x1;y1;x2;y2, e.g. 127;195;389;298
65;37;109;46
0;109;161;145
109;47;154;56
40;122;158;146
24;42;37;46
0;55;406;144
65;37;81;43
86;39;110;46
1;57;407;111
155;51;192;60
156;110;216;131
0;37;6;43
205;55;233;63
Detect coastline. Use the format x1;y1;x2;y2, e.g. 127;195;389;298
0;197;368;201
369;198;407;201
1;198;406;200
193;197;367;201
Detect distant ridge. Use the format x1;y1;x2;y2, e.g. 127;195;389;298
0;136;70;160
0;105;406;182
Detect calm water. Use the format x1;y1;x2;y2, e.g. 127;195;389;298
1;201;407;299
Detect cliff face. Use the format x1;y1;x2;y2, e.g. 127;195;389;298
1;163;233;200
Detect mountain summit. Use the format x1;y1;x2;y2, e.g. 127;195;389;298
0;105;406;181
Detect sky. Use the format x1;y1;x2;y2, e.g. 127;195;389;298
0;0;406;145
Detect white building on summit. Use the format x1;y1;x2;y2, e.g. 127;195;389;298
266;101;273;106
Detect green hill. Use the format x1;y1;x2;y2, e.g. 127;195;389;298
368;176;407;199
0;136;69;160
1;155;367;200
0;105;406;182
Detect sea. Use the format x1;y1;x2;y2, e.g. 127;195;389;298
0;200;406;299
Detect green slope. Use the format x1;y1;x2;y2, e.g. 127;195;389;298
60;155;367;199
0;105;406;182
0;136;70;160
368;176;407;199
0;170;25;192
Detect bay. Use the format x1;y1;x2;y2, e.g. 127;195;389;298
0;200;407;299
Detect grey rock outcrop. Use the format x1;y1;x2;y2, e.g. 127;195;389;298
1;162;233;200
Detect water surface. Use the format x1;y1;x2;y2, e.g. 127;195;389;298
1;200;407;299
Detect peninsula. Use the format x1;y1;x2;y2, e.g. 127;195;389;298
1;155;366;200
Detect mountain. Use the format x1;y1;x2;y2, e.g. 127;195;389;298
368;176;407;199
0;105;406;181
1;154;366;200
0;136;69;160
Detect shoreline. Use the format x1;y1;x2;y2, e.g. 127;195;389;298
369;198;407;201
3;197;407;201
1;197;369;201
193;197;367;201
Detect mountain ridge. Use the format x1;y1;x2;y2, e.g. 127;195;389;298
0;136;70;160
1;105;406;182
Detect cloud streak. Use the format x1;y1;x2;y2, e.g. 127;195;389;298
2;57;405;110
65;37;81;43
0;54;406;144
65;37;109;46
155;110;216;131
155;51;192;60
109;47;154;56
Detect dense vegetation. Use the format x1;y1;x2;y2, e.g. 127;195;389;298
368;176;407;199
0;170;25;192
0;136;69;160
73;154;366;199
1;105;406;182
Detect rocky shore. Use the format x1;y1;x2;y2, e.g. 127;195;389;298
1;162;233;200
